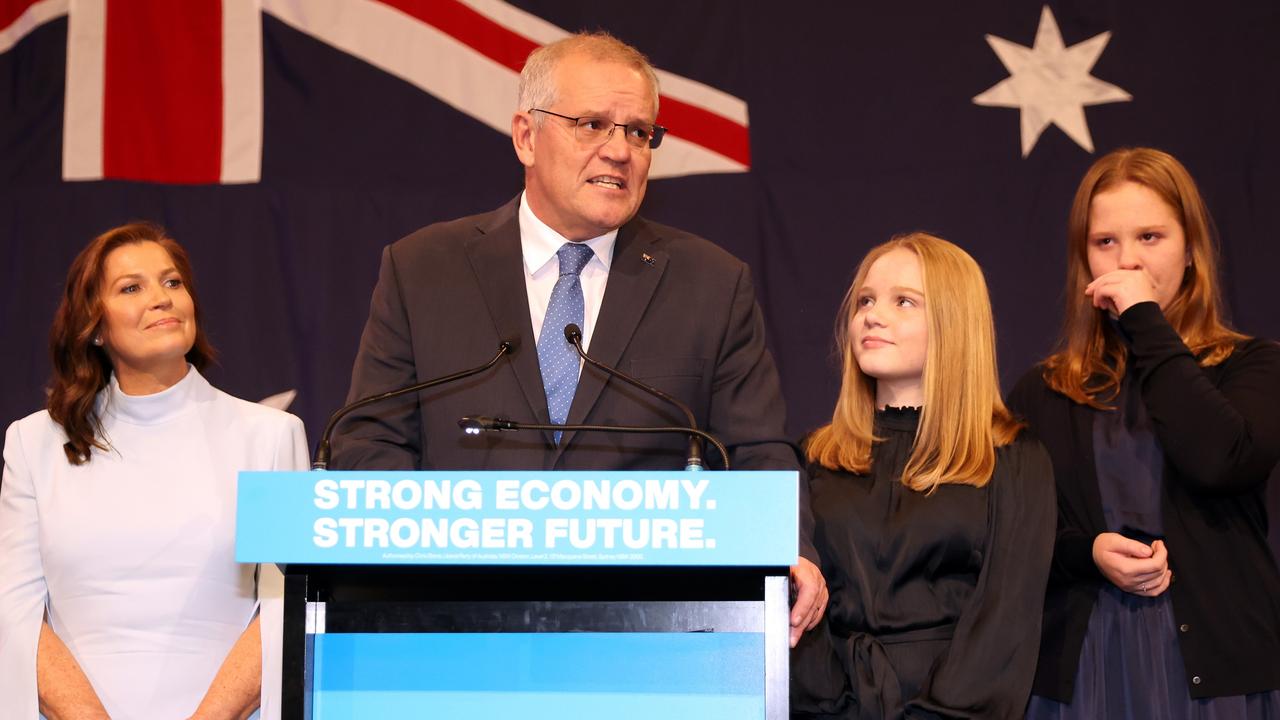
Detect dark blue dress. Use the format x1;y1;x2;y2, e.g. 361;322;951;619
1026;377;1280;719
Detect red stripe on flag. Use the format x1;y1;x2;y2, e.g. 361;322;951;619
103;0;222;184
656;96;750;167
378;0;750;167
0;0;40;32
378;0;536;72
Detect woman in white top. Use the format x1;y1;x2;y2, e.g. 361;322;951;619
0;222;307;719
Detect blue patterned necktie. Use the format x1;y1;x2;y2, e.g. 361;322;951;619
538;242;594;442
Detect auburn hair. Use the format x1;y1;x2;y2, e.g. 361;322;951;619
806;232;1022;493
1043;147;1245;406
47;222;215;464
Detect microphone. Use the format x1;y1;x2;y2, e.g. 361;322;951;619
312;340;516;470
457;416;730;470
563;323;710;471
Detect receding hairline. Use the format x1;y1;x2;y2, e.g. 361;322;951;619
517;32;661;116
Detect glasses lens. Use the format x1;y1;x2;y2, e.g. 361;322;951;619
575;118;608;143
625;125;653;148
649;125;666;149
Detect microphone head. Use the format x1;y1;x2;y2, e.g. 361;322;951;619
564;323;583;345
499;339;518;355
458;416;518;433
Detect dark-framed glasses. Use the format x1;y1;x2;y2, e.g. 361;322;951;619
530;108;667;149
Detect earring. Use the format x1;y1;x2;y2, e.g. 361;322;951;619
93;335;103;346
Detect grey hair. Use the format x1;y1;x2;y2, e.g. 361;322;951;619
518;32;660;127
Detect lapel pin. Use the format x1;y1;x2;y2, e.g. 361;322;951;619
641;252;655;266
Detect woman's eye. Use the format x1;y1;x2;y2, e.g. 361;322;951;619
164;278;184;289
121;283;140;294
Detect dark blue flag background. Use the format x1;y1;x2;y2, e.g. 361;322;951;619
3;2;1279;466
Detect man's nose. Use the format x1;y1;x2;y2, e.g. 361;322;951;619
597;126;632;161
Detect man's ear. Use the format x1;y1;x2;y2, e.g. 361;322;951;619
512;112;536;168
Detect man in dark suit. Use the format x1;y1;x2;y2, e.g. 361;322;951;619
332;31;826;645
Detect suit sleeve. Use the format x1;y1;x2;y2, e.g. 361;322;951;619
708;262;816;562
1121;301;1280;494
330;244;424;470
906;441;1057;719
0;421;48;719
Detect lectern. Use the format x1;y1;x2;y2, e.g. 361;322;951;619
236;470;798;719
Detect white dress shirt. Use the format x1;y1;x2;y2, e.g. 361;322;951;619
519;192;616;352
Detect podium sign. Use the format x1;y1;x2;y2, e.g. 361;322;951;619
237;470;798;566
237;470;799;719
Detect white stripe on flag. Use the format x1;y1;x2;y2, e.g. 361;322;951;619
262;0;518;136
62;0;104;182
222;0;264;183
0;0;69;54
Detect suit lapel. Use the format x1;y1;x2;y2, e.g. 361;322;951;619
464;199;553;438
557;219;667;457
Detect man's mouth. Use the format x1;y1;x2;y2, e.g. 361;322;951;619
588;176;625;190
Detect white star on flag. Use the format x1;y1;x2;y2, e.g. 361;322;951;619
974;5;1132;156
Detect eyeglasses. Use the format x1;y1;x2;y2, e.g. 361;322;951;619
530;108;667;150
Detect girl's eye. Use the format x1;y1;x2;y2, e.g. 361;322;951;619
856;296;873;307
164;278;184;289
897;297;916;307
1094;237;1114;247
1140;232;1160;242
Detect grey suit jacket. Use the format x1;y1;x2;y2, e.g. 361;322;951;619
331;197;815;559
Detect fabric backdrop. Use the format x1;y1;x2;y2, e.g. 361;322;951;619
2;1;1278;465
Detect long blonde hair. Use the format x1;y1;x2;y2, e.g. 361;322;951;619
806;233;1022;492
1043;147;1245;407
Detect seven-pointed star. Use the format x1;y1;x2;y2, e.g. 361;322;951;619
973;5;1132;157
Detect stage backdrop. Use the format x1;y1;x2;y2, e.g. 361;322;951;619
2;1;1278;463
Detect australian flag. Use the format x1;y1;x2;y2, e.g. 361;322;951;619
2;0;1279;490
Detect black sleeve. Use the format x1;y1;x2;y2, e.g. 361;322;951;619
906;440;1057;719
1007;369;1104;584
1121;301;1280;494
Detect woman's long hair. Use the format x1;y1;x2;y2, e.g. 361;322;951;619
806;232;1022;492
47;222;215;464
1043;147;1245;407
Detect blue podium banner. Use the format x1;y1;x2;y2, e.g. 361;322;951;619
236;470;798;566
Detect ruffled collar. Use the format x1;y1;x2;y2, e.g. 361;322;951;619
874;405;921;432
100;365;205;426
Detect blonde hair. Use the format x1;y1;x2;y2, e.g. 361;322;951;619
1043;147;1245;407
806;233;1022;492
518;31;660;126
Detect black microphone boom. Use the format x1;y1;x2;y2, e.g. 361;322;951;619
457;416;731;470
563;324;711;470
312;340;515;470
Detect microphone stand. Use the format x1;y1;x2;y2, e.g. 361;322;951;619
457;416;731;470
311;341;514;470
562;324;709;471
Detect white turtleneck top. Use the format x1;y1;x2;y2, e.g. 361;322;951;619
0;367;307;720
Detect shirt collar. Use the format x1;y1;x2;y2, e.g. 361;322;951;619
518;191;617;275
